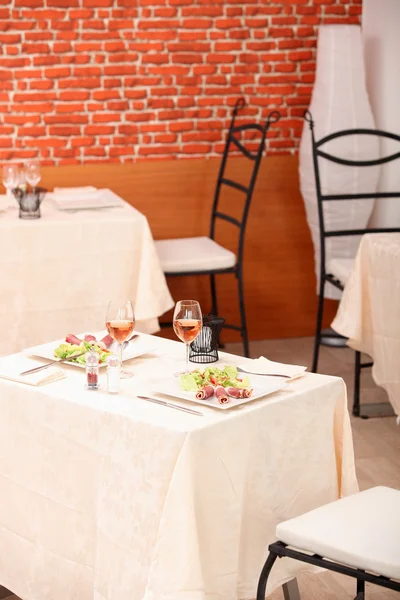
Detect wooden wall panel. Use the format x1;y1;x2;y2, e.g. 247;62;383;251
41;156;338;341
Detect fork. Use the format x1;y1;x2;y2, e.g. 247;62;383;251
236;367;291;378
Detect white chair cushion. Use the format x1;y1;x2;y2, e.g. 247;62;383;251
155;236;236;274
276;487;400;581
326;257;354;285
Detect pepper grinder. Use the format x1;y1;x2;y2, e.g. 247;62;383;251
86;347;99;390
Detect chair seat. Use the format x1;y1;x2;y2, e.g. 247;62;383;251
155;236;237;274
276;487;400;581
326;257;354;286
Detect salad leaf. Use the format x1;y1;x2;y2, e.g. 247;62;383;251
180;373;199;392
53;341;109;364
54;343;81;360
180;365;251;391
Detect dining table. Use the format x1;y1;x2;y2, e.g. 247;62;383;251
0;189;173;356
0;332;358;600
332;233;400;418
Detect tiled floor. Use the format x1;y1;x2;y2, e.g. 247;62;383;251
2;337;399;600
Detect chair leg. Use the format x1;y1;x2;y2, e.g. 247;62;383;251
256;551;278;600
355;578;365;599
237;270;249;358
353;351;362;417
312;279;325;373
210;273;218;315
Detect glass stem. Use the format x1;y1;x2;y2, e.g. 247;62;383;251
119;343;123;366
185;342;190;373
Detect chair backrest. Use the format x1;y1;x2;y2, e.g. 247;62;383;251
305;110;400;276
210;98;280;272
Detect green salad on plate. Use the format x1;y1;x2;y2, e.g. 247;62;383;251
180;365;250;392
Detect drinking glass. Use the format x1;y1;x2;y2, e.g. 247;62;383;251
173;300;202;373
24;160;41;192
2;164;19;196
106;300;135;379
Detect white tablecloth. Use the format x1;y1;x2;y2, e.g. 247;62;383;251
332;233;400;416
0;192;173;356
0;335;358;600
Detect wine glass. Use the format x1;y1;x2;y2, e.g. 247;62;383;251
24;160;41;193
106;300;135;379
2;164;19;197
173;300;202;373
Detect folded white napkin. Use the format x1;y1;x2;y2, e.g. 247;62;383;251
0;356;66;386
52;188;123;211
53;186;98;196
238;356;307;380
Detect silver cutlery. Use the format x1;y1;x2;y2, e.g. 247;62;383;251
237;367;291;378
20;352;86;376
137;395;203;416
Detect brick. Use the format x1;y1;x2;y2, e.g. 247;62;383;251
11;103;53;113
55;102;85;113
207;54;236;64
182;18;213;28
34;56;59;66
269;27;294;38
181;143;211;154
70;137;95;147
94;90;121;100
44;67;71;78
49;126;81;136
59;77;101;88
297;27;315;37
59;91;90;101
48;0;79;6
53;42;72;53
139;145;180;156
138;19;180;29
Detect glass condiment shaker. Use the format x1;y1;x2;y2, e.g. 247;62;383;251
107;354;121;394
86;347;100;390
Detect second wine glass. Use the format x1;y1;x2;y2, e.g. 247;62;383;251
24;160;41;193
106;300;135;379
173;300;202;373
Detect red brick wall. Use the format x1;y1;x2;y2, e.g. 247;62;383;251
1;0;361;165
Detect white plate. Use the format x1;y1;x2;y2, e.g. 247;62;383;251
152;371;287;410
25;332;155;369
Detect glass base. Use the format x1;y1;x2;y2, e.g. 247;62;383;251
120;369;134;379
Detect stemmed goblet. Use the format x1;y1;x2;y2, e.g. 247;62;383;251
106;300;135;379
24;160;41;194
173;300;202;373
2;164;19;197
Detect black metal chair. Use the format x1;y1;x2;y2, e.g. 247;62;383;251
305;111;400;417
156;99;280;357
257;487;400;600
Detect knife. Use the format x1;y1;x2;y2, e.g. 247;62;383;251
137;395;203;416
20;351;86;376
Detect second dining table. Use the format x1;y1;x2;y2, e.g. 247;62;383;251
0;189;174;356
0;333;358;600
332;232;400;417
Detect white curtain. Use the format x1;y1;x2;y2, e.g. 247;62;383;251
299;25;379;299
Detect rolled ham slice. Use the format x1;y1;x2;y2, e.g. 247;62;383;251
101;334;114;348
66;333;82;345
243;388;253;398
215;385;230;405
84;334;96;342
226;387;245;399
195;385;214;400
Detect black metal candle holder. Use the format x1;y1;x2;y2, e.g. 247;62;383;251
12;186;47;219
189;313;226;364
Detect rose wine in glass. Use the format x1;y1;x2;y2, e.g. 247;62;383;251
106;300;135;379
173;300;202;373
